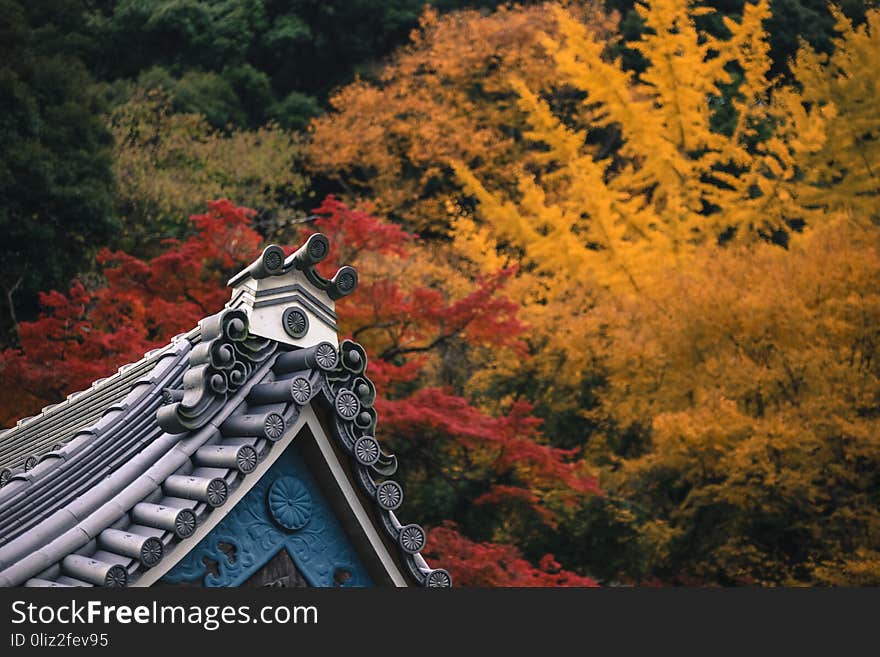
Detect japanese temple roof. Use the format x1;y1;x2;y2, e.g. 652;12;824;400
0;234;451;588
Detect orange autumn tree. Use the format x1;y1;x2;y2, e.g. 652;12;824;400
445;0;823;406
449;1;878;348
0;198;599;586
450;0;829;298
309;2;616;234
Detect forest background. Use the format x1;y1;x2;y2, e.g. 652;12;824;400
1;0;878;586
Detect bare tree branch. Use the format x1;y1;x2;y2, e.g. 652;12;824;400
5;275;24;335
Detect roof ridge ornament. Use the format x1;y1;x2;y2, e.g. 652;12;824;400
157;308;276;435
226;233;359;300
224;233;357;348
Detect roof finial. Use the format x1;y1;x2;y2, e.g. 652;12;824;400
226;233;357;300
224;234;356;347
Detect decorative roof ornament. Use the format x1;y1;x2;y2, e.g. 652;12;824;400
157;308;276;434
268;476;312;530
311;338;450;586
225;233;358;349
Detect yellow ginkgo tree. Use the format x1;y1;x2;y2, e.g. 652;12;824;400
448;1;880;407
452;0;840;297
789;7;880;218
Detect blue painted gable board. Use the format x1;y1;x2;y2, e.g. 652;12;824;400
162;441;374;587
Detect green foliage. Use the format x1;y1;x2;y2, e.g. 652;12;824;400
765;0;870;76
110;89;309;255
85;0;513;127
271;91;322;130
0;0;116;341
0;0;516;333
138;67;246;127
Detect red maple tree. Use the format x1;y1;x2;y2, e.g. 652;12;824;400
426;523;599;586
